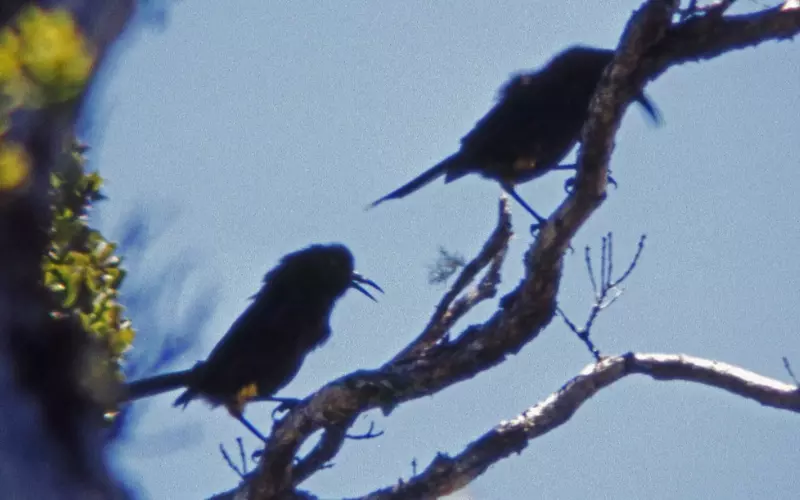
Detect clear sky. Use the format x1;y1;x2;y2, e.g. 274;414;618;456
88;1;800;499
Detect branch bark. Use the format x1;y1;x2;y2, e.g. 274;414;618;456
353;353;800;499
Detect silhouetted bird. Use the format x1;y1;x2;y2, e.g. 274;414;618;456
123;243;382;441
368;45;661;224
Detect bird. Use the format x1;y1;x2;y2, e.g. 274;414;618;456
368;45;662;225
122;243;382;441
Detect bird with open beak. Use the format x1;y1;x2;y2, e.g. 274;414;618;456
123;243;382;441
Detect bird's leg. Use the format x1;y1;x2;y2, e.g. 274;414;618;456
500;182;546;234
232;411;268;443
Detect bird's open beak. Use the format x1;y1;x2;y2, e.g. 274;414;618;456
350;272;384;302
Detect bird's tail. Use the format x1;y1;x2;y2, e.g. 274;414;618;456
173;388;196;409
121;368;194;404
367;153;463;209
635;91;663;126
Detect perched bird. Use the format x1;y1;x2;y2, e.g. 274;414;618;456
368;45;661;224
122;243;382;441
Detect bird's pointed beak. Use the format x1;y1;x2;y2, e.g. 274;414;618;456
350;272;384;302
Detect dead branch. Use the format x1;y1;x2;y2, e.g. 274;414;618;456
558;233;647;359
353;353;800;499
220;439;247;479
392;196;513;363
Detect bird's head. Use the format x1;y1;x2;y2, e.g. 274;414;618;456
499;46;614;101
264;243;383;304
546;45;615;78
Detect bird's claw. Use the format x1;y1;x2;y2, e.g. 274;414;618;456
563;175;618;194
564;177;576;194
271;398;302;419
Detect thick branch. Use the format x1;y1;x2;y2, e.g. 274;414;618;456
354;353;800;499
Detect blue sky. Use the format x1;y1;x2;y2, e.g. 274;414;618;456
88;2;799;498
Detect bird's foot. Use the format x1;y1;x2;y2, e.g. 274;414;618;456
529;214;549;236
270;398;302;419
530;219;576;254
563;175;618;194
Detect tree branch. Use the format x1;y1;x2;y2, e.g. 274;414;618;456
352;352;799;499
392;196;513;363
237;3;800;498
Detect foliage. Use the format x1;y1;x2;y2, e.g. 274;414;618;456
0;5;94;107
43;137;134;391
0;5;95;196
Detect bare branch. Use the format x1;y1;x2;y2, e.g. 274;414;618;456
392;196;512;363
585;245;598;298
220;442;245;479
559;234;647;359
353;353;800;499
611;234;646;287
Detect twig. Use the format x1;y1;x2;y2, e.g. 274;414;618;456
237;437;247;475
391;196;513;363
783;357;799;385
294;419;385;485
219;443;244;479
559;234;646;359
345;420;384;440
585;246;598;298
612;234;647;287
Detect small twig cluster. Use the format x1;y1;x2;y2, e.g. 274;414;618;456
558;233;646;360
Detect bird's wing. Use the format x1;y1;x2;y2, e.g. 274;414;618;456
197;292;331;396
458;72;551;162
203;293;289;364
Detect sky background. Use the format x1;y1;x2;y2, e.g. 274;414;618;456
83;1;799;499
